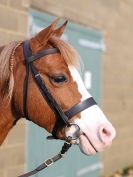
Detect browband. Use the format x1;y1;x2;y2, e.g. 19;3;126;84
27;48;59;64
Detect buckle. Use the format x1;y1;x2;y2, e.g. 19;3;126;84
44;158;53;167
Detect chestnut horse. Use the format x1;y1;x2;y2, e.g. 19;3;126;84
0;19;116;156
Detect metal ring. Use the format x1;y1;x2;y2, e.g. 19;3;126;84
65;123;81;140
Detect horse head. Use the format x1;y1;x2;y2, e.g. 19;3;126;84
0;19;116;155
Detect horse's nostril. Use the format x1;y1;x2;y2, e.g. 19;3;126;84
102;128;111;137
99;123;116;144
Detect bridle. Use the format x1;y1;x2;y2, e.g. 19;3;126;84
23;40;97;138
18;40;97;177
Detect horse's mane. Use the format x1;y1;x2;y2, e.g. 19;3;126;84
0;41;21;103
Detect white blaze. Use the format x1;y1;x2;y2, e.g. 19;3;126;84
65;66;116;155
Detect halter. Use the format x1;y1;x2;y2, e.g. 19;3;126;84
18;40;97;177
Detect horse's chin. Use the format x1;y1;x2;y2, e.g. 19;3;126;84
77;134;97;155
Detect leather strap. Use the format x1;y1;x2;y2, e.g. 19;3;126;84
27;48;59;63
18;154;62;177
23;41;32;120
65;97;97;119
18;137;72;177
30;64;70;126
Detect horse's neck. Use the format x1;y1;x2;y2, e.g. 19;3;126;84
0;104;14;145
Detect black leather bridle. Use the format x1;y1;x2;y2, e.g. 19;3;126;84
18;40;97;177
23;40;97;138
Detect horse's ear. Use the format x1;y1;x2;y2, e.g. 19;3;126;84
30;18;60;50
52;20;68;37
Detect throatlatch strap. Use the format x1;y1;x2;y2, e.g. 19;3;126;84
23;41;32;120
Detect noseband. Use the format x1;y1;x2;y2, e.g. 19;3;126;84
18;40;97;177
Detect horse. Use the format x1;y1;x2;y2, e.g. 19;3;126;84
0;19;116;158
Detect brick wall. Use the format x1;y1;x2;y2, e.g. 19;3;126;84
0;1;29;176
0;0;133;176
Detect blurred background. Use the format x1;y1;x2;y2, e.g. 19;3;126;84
0;0;133;177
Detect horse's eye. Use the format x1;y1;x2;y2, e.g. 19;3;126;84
50;75;68;85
